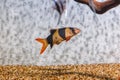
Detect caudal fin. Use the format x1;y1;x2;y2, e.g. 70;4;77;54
35;38;48;54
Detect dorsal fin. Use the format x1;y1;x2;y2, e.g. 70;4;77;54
50;29;56;34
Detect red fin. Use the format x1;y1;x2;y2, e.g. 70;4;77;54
35;38;48;54
66;36;71;42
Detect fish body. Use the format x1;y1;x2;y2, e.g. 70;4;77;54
53;0;66;15
53;0;66;24
36;27;80;54
74;0;120;14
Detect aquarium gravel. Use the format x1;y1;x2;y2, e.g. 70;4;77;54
0;64;120;80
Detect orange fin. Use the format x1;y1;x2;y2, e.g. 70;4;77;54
35;38;48;54
66;36;71;42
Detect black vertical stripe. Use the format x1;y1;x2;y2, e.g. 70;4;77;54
58;28;66;39
47;34;53;48
50;29;56;34
69;27;75;34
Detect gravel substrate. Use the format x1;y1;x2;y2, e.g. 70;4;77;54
0;64;120;80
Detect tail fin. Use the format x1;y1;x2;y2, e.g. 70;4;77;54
35;38;48;54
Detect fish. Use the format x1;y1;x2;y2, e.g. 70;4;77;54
88;0;96;13
74;0;120;14
35;27;80;54
88;0;98;23
52;0;66;24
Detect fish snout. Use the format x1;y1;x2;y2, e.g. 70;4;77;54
74;28;80;34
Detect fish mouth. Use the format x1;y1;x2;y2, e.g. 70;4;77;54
74;28;81;34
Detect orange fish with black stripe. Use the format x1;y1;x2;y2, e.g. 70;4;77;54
35;27;80;54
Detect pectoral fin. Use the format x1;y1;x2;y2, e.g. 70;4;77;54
66;36;71;42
